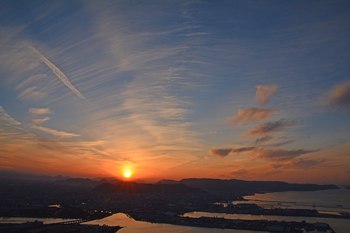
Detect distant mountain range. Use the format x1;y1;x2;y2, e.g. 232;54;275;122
158;178;338;198
0;172;340;218
0;171;338;197
91;177;338;201
94;181;203;194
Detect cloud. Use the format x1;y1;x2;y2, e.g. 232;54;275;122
81;1;204;159
210;146;256;157
292;159;323;168
328;80;350;109
267;139;294;147
0;106;35;144
0;106;21;126
29;108;51;115
255;84;279;104
1;2;211;176
28;108;77;138
231;168;249;176
258;148;317;161
210;144;316;163
228;108;274;124
31;124;79;138
255;136;273;145
17;86;46;101
272;159;324;169
32;117;50;125
210;148;232;157
231;146;256;153
29;45;86;100
249;119;294;136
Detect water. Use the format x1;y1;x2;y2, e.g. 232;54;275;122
85;213;267;233
183;188;350;233
235;188;350;214
0;217;77;224
184;212;349;233
2;189;348;232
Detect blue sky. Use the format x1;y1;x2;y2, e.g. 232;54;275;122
0;0;350;183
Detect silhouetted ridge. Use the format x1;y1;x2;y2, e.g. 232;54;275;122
94;182;203;194
159;178;338;197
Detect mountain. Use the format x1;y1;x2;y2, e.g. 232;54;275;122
94;181;203;194
159;178;338;198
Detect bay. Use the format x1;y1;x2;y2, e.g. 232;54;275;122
85;213;267;233
235;188;350;213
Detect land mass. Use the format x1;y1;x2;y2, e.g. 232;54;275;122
159;178;338;198
0;221;122;233
0;172;343;233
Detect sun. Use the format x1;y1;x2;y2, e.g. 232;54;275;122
122;168;133;179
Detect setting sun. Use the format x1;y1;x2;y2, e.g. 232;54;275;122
123;168;133;179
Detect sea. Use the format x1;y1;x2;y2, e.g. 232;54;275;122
235;188;350;214
86;188;350;233
184;188;350;233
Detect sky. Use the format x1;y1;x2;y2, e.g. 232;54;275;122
0;0;350;184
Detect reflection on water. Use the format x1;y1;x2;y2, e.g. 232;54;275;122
184;211;350;233
0;217;77;224
235;188;350;213
85;213;266;233
227;188;350;233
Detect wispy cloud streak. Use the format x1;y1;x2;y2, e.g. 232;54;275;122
256;84;279;104
249;119;295;137
31;124;79;138
29;108;51;115
229;108;274;125
29;45;86;100
0;106;21;126
328;80;350;109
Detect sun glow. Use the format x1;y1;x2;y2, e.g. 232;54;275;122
122;168;133;179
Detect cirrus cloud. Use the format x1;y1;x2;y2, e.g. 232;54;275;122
228;107;274;124
32;117;50;125
272;158;324;169
210;148;232;157
0;106;21;126
210;145;317;162
257;148;317;161
18;86;46;101
255;84;279;104
29;45;86;100
31;124;79;138
328;80;350;109
29;108;51;116
210;146;257;157
255;135;273;145
249;119;295;137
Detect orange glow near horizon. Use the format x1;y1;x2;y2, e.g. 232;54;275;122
122;167;133;179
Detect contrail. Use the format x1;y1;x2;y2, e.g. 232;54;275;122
29;45;86;100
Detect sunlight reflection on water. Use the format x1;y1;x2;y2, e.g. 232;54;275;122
85;213;265;233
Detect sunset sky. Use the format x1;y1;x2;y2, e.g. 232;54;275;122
1;0;350;184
